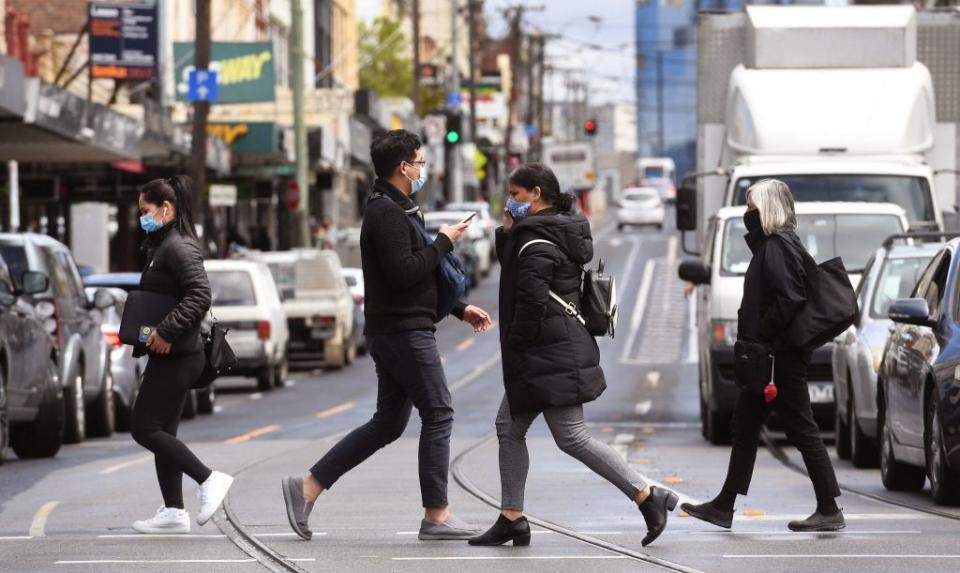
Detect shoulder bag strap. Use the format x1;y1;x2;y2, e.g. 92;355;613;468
517;239;586;326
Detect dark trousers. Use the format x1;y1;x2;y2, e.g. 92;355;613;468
131;351;212;509
310;329;454;508
723;349;841;503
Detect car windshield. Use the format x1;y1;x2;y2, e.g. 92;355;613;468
295;257;341;290
721;213;905;275
208;270;257;306
0;244;28;288
344;275;358;287
265;262;296;301
732;175;934;223
624;190;657;202
870;256;932;319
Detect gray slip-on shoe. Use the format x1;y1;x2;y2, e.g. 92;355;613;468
281;477;314;541
418;513;482;541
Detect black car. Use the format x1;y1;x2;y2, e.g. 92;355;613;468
880;239;960;505
0;253;62;463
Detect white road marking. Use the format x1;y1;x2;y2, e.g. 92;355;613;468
688;530;923;536
634;400;653;415
97;532;325;539
213;405;224;414
619;258;656;362
99;454;153;475
0;536;33;540
646;370;661;387
730;513;934;521
55;559;317;565
723;555;960;559
588;421;699;430
249;392;263;401
613;433;635;445
395;530;621;536
392;556;630;561
29;501;59;537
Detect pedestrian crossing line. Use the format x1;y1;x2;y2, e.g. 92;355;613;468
723;554;960;559
395;530;623;536
224;424;280;444
96;532;325;539
54;559;318;565
316;402;355;418
0;536;33;541
29;501;59;538
392;555;630;561
729;513;934;521
99;454;153;475
687;530;923;536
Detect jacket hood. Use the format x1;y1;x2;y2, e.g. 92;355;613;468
513;208;593;265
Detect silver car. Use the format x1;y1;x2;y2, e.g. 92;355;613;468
832;236;945;467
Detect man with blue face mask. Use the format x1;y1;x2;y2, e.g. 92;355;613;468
281;130;493;542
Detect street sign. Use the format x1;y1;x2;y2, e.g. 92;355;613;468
89;1;159;80
286;180;300;211
187;69;218;102
208;184;237;207
175;42;276;103
445;91;462;107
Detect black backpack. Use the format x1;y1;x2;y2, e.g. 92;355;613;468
518;239;619;338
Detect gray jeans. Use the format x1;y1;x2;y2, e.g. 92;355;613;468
495;396;647;511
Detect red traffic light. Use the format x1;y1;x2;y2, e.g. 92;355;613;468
584;119;597;136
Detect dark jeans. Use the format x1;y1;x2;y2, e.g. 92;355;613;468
723;349;841;503
310;329;454;508
131;351;212;509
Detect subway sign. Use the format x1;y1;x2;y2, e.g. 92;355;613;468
174;42;275;103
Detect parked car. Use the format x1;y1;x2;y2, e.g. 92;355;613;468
617;187;665;231
832;234;950;467
679;202;909;444
423;214;482;289
82;272;216;417
239;250;356;369
424;210;493;278
878;238;960;505
444;201;498;259
204;260;289;391
342;268;367;355
1;253;62;463
0;234;115;443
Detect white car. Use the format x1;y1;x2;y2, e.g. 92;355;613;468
239;250;357;369
679;202;909;444
204;260;290;391
617;187;665;231
341;267;364;307
445;201;498;258
424;210;492;277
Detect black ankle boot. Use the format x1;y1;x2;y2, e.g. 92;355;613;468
638;486;679;547
680;500;734;529
468;515;531;546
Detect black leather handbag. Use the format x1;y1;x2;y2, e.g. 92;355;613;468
733;340;773;395
193;317;238;389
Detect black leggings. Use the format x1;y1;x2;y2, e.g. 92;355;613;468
131;351;212;509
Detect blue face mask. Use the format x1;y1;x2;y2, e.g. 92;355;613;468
140;207;167;234
406;161;427;196
506;197;531;220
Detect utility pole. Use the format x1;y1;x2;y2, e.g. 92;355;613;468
467;0;479;147
413;0;421;116
189;0;210;241
656;50;664;156
449;0;463;203
503;7;521;167
292;0;310;247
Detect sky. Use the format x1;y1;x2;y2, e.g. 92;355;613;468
485;0;636;105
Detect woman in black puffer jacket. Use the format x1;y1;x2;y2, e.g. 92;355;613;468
469;164;678;549
130;176;233;535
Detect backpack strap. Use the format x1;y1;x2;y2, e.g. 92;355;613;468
517;239;586;326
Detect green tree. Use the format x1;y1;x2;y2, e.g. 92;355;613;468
358;17;412;98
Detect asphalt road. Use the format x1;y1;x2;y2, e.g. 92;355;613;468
2;209;960;573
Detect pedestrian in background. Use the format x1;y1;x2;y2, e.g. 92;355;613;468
469;163;678;548
130;175;234;534
281;130;493;542
682;179;844;532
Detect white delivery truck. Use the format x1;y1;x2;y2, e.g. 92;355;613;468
542;141;596;194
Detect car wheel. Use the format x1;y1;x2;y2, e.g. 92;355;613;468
926;394;960;505
0;366;8;465
879;394;925;491
181;390;197;420
344;340;357;366
850;392;879;468
273;355;289;388
87;373;115;438
63;369;86;444
196;385;216;415
11;360;63;459
835;393;851;460
706;407;731;446
256;365;275;392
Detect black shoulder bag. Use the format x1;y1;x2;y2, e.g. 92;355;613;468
193;313;238;389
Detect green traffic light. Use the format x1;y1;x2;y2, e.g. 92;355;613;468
446;131;461;144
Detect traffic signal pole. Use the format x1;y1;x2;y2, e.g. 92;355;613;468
189;0;210;243
449;0;463;203
292;0;310;247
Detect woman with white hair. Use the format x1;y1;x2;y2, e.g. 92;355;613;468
681;179;844;532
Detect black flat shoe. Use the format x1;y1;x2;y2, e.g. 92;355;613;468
468;515;531;546
639;486;679;547
680;501;733;529
788;510;845;532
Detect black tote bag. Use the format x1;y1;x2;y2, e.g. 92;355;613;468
782;256;858;351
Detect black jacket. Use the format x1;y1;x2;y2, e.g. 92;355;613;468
738;226;810;349
137;223;211;355
361;179;465;335
496;208;606;415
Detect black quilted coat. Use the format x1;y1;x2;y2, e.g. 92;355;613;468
496;208;606;415
138;223;211;355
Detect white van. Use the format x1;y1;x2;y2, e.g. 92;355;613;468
679;202;909;444
204;260;290;391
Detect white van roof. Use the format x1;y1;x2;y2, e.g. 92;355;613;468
715;201;908;221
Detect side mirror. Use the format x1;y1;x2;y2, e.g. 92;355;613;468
21;271;50;295
676;179;697;231
888;298;935;327
93;288;115;310
678;259;711;285
0;282;15;307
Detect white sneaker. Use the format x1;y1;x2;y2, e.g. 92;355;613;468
132;506;191;534
196;470;234;525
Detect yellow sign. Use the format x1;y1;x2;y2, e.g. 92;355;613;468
475;150;488;180
207;124;250;144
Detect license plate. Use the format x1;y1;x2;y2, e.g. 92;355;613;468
311;328;330;339
808;383;834;404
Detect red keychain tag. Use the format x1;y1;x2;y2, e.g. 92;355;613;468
764;355;777;403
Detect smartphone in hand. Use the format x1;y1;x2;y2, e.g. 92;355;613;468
460;212;478;225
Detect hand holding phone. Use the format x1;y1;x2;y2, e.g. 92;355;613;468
460;211;478;225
